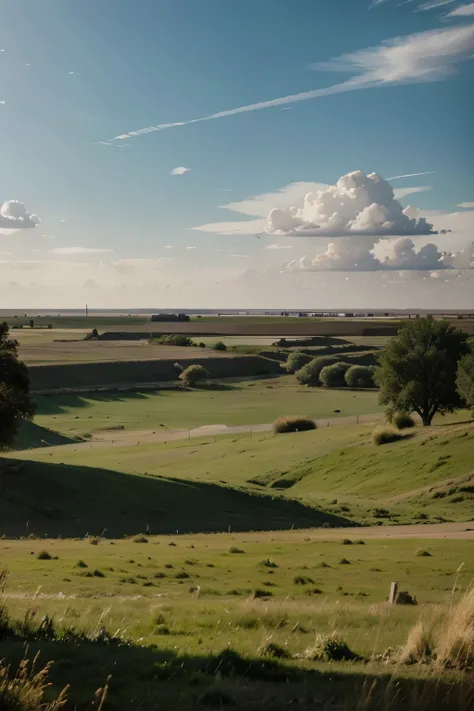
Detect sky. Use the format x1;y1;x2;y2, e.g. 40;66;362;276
1;0;473;310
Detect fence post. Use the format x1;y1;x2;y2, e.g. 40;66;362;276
389;582;398;605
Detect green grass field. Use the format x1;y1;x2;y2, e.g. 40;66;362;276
29;378;381;439
1;532;473;710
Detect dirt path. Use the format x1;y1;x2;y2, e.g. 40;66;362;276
24;412;384;455
251;521;474;541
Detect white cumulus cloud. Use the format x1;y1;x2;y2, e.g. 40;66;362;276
265;170;435;237
0;200;40;230
170;166;191;176
458;202;474;208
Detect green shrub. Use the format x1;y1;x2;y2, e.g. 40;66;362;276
320;362;351;388
36;551;52;560
295;356;338;385
213;341;227;351
344;365;375;388
179;364;209;386
304;633;359;661
273;416;316;434
393;412;416;429
154;334;193;347
372;426;405;446
284;351;311;374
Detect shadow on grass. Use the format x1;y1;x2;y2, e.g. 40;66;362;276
34;390;154;416
12;421;81;451
0;458;352;538
0;638;471;711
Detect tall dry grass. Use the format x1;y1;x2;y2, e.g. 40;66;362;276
398;582;474;670
0;656;68;711
436;585;474;669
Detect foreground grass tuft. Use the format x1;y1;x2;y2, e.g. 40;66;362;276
0;658;68;711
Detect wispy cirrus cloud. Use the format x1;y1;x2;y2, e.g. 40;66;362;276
105;25;474;143
416;0;456;11
446;3;474;16
387;171;435;180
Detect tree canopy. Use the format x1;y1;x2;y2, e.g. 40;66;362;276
0;323;35;447
374;317;470;426
456;349;474;414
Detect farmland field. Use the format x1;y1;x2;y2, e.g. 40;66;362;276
13;329;236;366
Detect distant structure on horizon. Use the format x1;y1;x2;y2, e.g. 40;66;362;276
151;312;190;322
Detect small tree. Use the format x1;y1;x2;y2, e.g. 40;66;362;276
285;351;310;374
456;350;474;414
320;362;351;388
179;364;209;386
0;322;35;447
213;341;227;351
296;356;338;385
344;365;375;389
374;317;469;427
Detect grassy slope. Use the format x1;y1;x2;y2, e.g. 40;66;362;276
7;417;474;532
0;455;349;538
31;379;381;438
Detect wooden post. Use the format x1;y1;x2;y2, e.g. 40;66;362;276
389;581;398;605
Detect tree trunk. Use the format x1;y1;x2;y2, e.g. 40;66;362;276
422;413;433;426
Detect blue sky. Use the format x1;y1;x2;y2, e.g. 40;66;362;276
1;0;473;308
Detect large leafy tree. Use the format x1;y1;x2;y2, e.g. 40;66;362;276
0;323;35;447
456;348;474;414
374;317;470;426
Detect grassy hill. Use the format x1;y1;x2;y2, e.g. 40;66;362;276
0;457;349;538
4;415;473;535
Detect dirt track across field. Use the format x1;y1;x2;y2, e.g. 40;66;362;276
246;521;474;541
22;412;384;453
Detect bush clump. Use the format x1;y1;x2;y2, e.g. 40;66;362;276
319;362;351;388
295;356;338;385
273;416;316;434
36;551;52;561
154;334;193;347
304;633;359;662
393;412;416;430
213;341;227;351
284;351;311;374
344;365;375;389
372;426;405;446
179;364;209;386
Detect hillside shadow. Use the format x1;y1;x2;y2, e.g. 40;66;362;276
34;390;153;416
0;638;469;711
12;421;81;451
0;458;352;538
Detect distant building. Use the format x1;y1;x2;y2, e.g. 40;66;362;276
151;313;190;322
